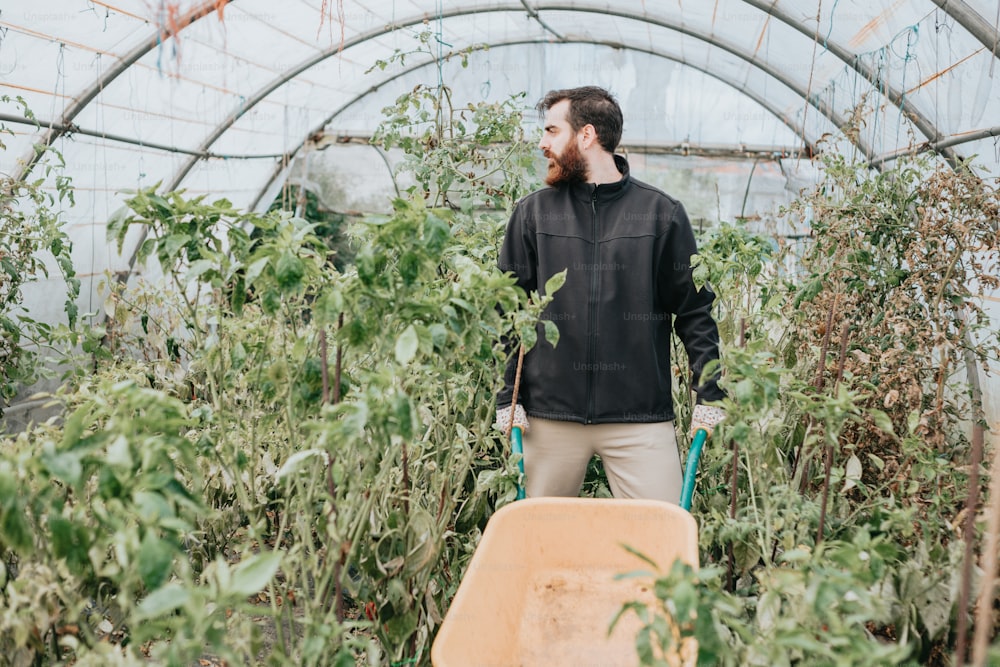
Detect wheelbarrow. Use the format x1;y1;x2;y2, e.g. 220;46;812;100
430;426;711;666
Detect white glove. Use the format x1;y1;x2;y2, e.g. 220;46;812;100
690;404;725;439
494;404;530;434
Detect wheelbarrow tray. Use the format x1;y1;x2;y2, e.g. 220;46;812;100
431;497;699;666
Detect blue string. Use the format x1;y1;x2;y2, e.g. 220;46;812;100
435;0;445;91
823;0;841;53
155;1;164;77
894;25;919;150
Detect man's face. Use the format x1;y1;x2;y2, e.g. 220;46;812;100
539;99;588;187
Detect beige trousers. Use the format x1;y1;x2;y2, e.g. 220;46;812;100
521;417;683;503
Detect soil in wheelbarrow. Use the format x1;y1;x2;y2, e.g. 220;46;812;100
516;568;691;667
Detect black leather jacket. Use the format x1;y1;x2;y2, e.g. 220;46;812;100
497;155;724;424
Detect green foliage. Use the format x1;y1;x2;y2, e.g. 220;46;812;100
4;61;998;665
269;185;354;271
616;540;911;667
369;31;538;215
627;152;1000;665
0;96;79;411
0;380;280;665
1;64;548;664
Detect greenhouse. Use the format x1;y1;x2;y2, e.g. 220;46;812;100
1;0;999;665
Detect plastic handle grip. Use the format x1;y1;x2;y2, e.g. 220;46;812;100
679;428;708;511
511;426;526;500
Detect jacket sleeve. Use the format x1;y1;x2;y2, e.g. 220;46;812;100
495;202;537;409
659;203;726;404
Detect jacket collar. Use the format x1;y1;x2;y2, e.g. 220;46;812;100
569;154;631;203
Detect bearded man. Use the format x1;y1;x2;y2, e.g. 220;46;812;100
494;86;726;503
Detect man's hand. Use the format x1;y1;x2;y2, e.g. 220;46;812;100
495;404;530;435
690;404;725;439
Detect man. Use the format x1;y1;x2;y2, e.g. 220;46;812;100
495;86;725;503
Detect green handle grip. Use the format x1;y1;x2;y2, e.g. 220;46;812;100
679;428;708;511
512;425;526;500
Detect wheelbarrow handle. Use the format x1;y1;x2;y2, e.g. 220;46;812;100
512;426;526;500
679;428;709;511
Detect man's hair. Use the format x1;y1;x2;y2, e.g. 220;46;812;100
537;86;623;153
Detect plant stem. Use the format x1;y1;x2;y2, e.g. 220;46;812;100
334;312;344;404
401;440;411;516
972;421;999;667
326;454;345;624
955;306;989;667
817;322;850;544
793;294;838;493
320;328;329;405
727;317;746;591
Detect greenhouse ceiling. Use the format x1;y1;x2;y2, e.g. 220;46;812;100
2;0;1000;325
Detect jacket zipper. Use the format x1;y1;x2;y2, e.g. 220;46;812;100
585;190;599;424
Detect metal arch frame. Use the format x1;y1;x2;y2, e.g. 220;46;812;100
927;0;1000;57
165;2;866;195
245;37;831;213
13;0;975;187
12;0;235;182
537;3;958;164
739;0;964;167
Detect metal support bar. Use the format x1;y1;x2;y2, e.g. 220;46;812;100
308;131;804;160
0;113;286;160
520;0;564;40
869;125;1000;167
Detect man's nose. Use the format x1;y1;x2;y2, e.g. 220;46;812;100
538;135;549;152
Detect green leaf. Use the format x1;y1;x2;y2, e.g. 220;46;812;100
429;322;448;349
399;251;421;285
423;213;451;253
160;234;190;264
61;405;89;449
394;393;414;440
868;408;896;437
275;251;305;291
185;259;216;283
842;453;863;492
244;256;270;284
106;434;133;469
332;650;355;667
313;289;344;326
106;205;132;250
133;490;174;524
230;341;247;370
137;237;156;263
275;449;328;481
138;532;175;591
383;608;420;646
756;589;780;633
43;450;82;487
136;583;190;619
229;550;282;598
732;539;761;573
395;324;419;365
542;319;560;348
48;516;89;568
1;505;33;553
544;269;567;296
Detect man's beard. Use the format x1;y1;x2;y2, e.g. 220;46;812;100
544;141;588;187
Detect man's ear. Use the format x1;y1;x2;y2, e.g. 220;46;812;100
579;124;598;149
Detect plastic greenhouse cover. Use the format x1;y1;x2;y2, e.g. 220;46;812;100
1;0;998;348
